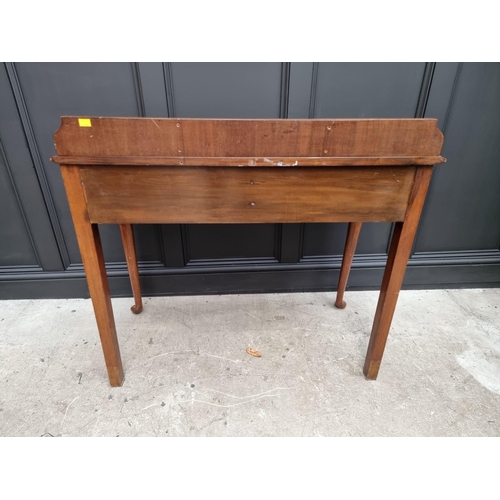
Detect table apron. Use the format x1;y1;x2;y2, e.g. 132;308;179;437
77;165;418;224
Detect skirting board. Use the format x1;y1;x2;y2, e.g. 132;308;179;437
1;262;499;300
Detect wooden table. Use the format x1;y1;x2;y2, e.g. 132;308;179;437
51;117;446;387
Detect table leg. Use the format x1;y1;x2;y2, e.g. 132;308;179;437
61;166;124;387
119;224;143;314
335;222;362;309
363;167;433;380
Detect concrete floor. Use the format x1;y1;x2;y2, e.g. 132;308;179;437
0;288;499;436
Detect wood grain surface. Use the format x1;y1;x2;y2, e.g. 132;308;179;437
51;117;445;164
51;155;445;167
363;167;434;380
80;166;417;224
60;165;124;386
335;222;363;309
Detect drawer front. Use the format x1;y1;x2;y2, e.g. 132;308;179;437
80;166;417;224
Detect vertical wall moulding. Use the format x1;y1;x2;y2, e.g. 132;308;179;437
163;62;188;265
279;63;291;119
4;62;71;269
308;63;319;119
131;62;146;118
0;137;42;271
410;62;500;266
162;63;176;119
441;62;463;136
276;62;292;261
132;62;167;267
409;62;463;264
303;62;320;259
287;61;321;262
394;62;437;258
414;63;436;119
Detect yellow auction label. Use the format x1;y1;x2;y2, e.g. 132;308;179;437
78;118;92;127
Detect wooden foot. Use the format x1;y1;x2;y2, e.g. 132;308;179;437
119;224;143;315
335;222;362;309
363;167;433;380
61;166;124;387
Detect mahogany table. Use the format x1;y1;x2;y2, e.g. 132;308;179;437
51;117;446;387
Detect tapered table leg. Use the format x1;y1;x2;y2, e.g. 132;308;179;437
61;166;124;387
363;167;433;380
335;222;362;309
119;224;143;314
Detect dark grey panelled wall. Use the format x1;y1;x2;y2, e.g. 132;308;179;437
1;62;499;299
